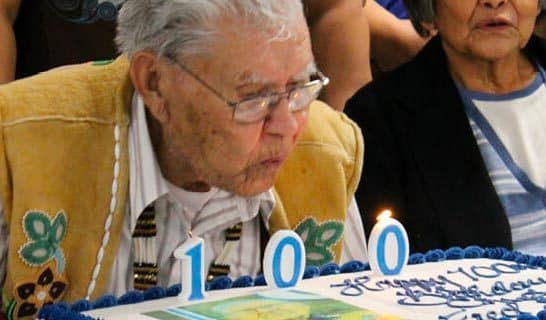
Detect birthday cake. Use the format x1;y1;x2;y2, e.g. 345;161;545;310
39;246;546;320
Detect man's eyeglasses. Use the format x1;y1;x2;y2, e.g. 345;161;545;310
169;59;329;123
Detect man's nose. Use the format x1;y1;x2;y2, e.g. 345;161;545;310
263;96;300;138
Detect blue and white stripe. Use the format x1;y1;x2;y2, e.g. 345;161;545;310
459;67;546;256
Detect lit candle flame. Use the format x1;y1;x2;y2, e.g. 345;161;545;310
377;209;392;221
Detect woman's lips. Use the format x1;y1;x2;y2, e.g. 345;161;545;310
475;17;513;31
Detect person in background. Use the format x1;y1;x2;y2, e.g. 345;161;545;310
346;0;546;255
376;0;408;18
366;0;430;72
0;0;366;318
0;0;121;83
0;0;18;83
305;0;373;111
305;0;429;109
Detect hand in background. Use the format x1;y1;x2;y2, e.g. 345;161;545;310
305;0;373;111
366;0;430;72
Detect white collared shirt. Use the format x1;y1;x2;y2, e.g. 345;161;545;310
0;94;368;298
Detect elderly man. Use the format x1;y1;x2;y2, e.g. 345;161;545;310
0;0;365;318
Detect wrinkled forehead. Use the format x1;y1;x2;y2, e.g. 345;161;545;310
204;18;314;86
235;61;317;84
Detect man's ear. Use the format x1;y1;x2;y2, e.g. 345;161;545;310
129;51;170;123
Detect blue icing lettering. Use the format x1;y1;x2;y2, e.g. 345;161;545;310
491;281;512;295
439;309;467;320
492;262;529;274
330;277;368;296
486;310;498;320
510;280;532;291
398;292;450;307
470;313;484;320
437;275;468;291
499;301;520;318
449;267;480;282
374;279;395;290
356;276;389;292
528;277;546;286
446;292;493;309
470;265;501;278
329;260;546;319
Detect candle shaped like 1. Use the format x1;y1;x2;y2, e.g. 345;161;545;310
368;210;409;276
173;235;206;301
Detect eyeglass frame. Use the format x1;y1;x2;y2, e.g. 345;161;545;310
166;57;330;123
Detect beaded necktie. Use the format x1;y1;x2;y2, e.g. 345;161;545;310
132;205;159;291
132;205;244;290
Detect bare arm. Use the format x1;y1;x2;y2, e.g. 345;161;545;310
365;0;428;72
304;0;372;111
0;0;20;84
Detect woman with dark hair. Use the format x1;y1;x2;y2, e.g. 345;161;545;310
346;0;546;255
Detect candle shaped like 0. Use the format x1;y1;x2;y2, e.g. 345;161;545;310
368;210;409;276
263;230;306;289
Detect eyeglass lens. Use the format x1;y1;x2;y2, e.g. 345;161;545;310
233;81;324;123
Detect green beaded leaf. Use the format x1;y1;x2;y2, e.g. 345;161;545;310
19;240;54;266
49;211;67;244
306;247;333;266
294;217;344;266
294;218;317;243
23;211;51;241
19;210;68;271
315;221;344;248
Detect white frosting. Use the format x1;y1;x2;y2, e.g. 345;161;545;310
86;258;546;319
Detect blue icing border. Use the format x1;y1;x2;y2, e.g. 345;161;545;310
38;246;546;320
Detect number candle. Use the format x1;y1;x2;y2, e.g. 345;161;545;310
263;230;306;288
368;210;409;276
173;235;206;301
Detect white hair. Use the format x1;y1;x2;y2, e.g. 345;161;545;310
116;0;305;61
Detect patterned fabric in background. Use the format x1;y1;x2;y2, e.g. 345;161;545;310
47;0;125;23
14;0;125;79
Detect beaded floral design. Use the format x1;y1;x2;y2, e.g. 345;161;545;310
18;210;67;273
294;217;343;266
7;261;68;319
